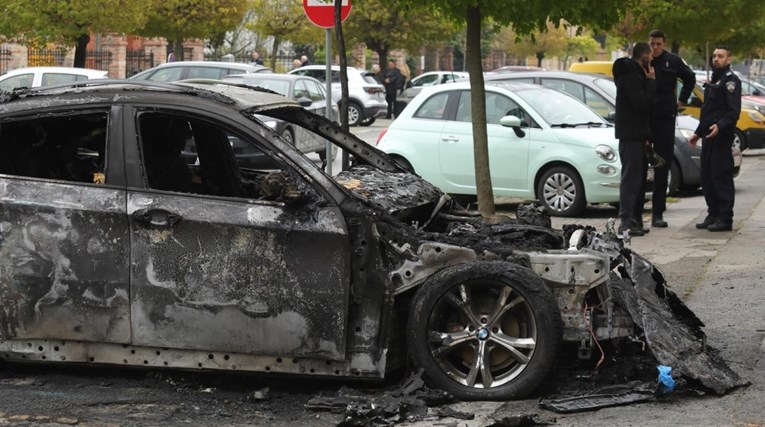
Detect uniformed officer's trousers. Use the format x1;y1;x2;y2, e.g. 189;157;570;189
700;130;735;223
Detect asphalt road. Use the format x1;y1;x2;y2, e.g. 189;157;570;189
1;122;764;426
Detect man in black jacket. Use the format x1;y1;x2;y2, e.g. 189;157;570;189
648;29;696;227
689;46;741;232
381;59;403;119
613;42;656;237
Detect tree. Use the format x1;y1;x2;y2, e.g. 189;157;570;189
343;0;460;69
247;0;323;68
207;8;270;59
398;0;637;218
621;0;765;55
497;22;568;68
0;0;151;67
140;0;248;61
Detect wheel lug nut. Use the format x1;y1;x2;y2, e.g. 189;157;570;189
468;326;475;332
481;317;487;324
492;328;499;333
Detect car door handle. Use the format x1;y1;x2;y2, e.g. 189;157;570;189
131;208;183;227
441;136;459;142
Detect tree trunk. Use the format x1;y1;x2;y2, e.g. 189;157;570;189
536;51;545;68
73;34;90;68
671;40;680;55
466;6;495;218
271;35;281;69
173;37;185;61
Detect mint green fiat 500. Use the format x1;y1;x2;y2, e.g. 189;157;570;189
377;81;621;216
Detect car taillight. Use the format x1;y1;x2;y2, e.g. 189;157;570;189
364;87;384;94
375;128;388;146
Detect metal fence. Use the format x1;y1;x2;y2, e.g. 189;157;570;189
85;50;111;72
203;53;297;73
0;49;11;74
127;50;154;76
28;48;68;67
27;48;112;72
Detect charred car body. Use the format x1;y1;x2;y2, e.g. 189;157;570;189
0;81;743;400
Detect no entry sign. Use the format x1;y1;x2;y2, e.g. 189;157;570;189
303;0;352;28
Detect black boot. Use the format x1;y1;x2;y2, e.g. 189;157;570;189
652;214;668;228
707;220;732;232
695;216;716;229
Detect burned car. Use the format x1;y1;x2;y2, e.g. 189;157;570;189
0;81;743;401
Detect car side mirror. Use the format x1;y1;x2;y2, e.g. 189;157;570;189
754;90;762;96
688;97;702;108
605;112;616;123
297;97;312;107
500;115;526;138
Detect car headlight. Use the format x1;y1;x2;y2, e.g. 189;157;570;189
264;120;278;129
595;144;617;162
748;111;765;123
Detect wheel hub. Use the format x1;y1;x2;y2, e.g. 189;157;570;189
476;327;490;341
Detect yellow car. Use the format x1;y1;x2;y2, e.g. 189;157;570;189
569;61;765;150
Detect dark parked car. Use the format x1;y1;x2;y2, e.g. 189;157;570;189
0;80;741;400
485;71;742;193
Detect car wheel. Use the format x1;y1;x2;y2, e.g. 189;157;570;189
536;166;585;217
407;262;562;400
347;102;364;127
360;117;376;126
668;161;681;195
281;127;294;145
734;129;747;152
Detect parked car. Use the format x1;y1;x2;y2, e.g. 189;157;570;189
221;73;339;161
568;61;765;151
288;65;387;126
376;81;623;217
484;71;742;193
129;61;271;82
0;66;107;91
399;71;468;105
0;79;739;401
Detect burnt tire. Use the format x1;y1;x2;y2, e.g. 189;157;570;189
536;166;585;217
406;262;562;401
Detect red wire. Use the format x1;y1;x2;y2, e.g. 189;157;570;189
584;302;606;371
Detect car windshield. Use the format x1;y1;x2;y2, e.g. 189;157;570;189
514;87;606;127
593;78;617;100
239;79;291;97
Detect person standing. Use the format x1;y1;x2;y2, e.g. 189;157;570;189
648;29;696;228
613;42;656;237
689;46;741;232
300;55;311;67
250;51;264;66
381;59;403;119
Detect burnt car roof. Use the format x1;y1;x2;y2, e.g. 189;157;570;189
0;79;300;113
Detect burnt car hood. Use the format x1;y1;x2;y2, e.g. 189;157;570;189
335;165;443;216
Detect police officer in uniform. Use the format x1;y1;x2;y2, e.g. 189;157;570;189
648;30;696;228
689;46;741;232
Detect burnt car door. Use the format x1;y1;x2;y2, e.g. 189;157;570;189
0;108;131;343
122;106;351;360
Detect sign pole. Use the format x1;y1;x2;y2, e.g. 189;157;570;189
325;28;333;175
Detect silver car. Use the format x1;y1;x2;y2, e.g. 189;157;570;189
289;65;387;126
